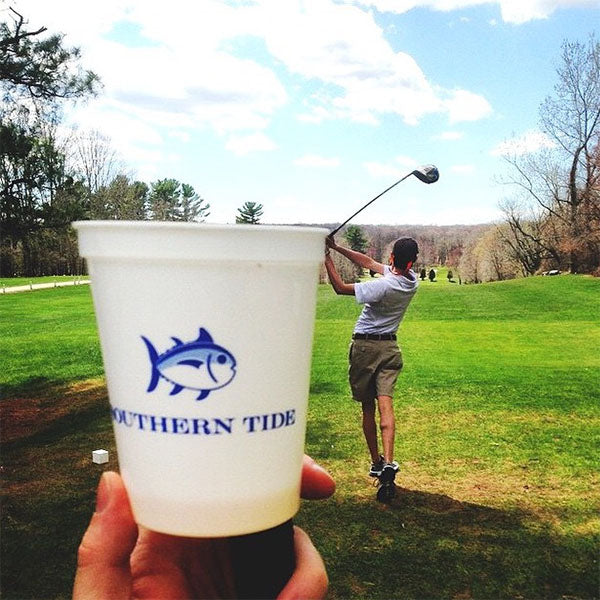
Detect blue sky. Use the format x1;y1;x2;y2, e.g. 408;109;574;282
11;0;599;225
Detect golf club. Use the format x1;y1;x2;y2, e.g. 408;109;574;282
329;164;439;237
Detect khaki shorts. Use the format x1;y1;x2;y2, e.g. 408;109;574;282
348;339;403;403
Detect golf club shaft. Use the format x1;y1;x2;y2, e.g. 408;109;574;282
329;172;412;237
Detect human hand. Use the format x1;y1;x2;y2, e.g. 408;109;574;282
325;235;337;250
74;455;335;600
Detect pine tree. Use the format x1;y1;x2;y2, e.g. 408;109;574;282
180;183;210;222
344;225;369;280
344;225;369;253
236;201;263;224
148;178;180;221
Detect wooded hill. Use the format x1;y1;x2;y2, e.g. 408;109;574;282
306;222;491;267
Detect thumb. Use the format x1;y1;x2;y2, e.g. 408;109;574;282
73;471;139;600
277;527;328;600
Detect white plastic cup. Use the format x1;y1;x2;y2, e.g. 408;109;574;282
74;221;327;537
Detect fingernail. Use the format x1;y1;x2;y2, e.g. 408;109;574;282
95;472;112;513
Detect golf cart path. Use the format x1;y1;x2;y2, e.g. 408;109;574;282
2;280;90;294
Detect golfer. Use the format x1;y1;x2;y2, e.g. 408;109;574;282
324;235;419;501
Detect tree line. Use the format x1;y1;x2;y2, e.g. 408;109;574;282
1;9;598;280
322;223;489;283
0;9;265;276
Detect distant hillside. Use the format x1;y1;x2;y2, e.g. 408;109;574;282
288;222;494;265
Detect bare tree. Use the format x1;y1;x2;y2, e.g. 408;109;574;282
474;226;515;281
458;238;482;283
69;129;124;194
499;197;563;275
541;36;600;271
90;174;148;220
501;35;600;273
328;250;359;283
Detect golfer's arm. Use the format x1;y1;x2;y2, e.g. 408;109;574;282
325;256;355;296
333;245;384;274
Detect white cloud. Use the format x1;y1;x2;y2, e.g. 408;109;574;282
225;132;277;155
294;155;341;168
351;0;598;24
444;89;493;123
9;0;129;47
491;130;556;156
66;103;163;155
13;0;288;136
12;0;494;161
497;0;595;24
252;0;490;126
255;1;436;125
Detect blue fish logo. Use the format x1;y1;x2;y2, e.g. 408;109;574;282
141;328;237;401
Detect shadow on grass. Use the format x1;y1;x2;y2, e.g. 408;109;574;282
1;376;69;401
309;381;343;395
2;381;597;600
0;377;109;445
306;413;352;460
298;484;597;600
1;379;115;600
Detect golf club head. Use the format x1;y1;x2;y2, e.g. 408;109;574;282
330;163;439;236
412;164;439;184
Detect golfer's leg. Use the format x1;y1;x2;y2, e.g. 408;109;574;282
361;399;380;463
377;395;395;463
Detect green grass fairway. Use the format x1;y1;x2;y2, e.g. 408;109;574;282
306;274;599;599
1;274;599;599
0;285;102;394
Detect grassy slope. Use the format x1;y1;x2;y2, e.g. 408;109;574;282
1;275;599;599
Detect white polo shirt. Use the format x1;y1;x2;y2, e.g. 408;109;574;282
353;266;419;335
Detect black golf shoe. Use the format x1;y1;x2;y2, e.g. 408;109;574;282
370;458;399;478
376;463;397;503
369;455;385;477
